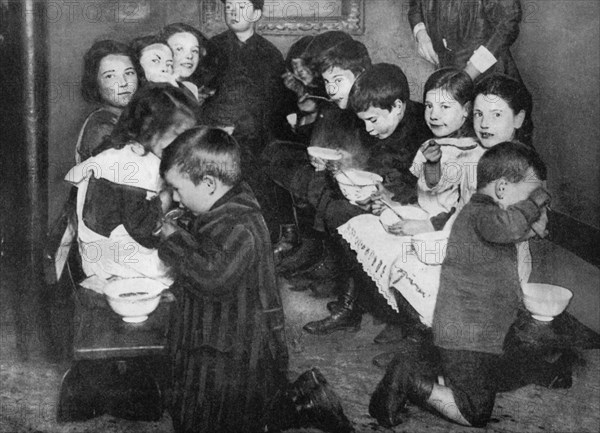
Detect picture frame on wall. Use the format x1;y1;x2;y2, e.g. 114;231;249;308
199;0;364;36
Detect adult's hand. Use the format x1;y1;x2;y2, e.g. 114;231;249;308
415;29;439;66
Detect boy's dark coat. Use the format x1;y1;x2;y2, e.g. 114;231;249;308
159;181;288;433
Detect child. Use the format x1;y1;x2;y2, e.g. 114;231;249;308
65;84;196;289
474;73;533;147
130;35;177;86
265;37;371;271
318;38;371;110
281;32;353;137
282;36;328;133
369;141;571;429
386;68;484;236
156;126;290;433
201;0;289;147
160;23;210;102
76;40;139;163
201;0;295;241
303;63;432;335
348;73;539;365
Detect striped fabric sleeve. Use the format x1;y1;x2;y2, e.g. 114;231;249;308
159;223;255;297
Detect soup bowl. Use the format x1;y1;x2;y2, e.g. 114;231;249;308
521;283;573;321
104;278;166;323
334;169;383;203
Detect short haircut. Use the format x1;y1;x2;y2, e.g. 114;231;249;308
316;39;371;77
81;40;137;104
160;126;242;186
96;83;196;156
477;141;547;189
220;0;264;10
474;74;534;146
301;31;353;70
349;63;410;113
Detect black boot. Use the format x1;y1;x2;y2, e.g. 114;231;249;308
369;348;436;428
290;241;340;280
277;198;324;276
303;278;361;335
287;236;343;294
273;224;299;264
279;237;324;282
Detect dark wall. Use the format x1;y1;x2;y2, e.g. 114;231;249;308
513;0;599;228
47;0;599;230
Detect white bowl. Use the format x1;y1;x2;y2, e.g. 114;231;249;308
307;146;343;161
334;169;383;203
411;231;451;265
521;283;573;321
379;205;429;230
104;278;166;323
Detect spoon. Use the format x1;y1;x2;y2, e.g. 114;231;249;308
428;139;478;150
379;197;404;219
304;94;333;102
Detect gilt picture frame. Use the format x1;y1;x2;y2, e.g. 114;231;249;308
199;0;364;36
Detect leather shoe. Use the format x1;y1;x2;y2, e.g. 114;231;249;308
374;324;407;345
369;351;435;428
278;238;323;276
291;249;339;280
369;353;408;427
303;307;361;335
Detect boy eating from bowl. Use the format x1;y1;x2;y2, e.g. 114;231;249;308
302;63;431;335
369;141;574;429
157;126;289;433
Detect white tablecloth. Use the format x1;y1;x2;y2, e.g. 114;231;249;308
338;214;441;326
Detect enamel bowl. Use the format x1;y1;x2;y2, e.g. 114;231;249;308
334;169;383;203
521;283;573;321
104;278;165;323
411;231;451;265
379;205;430;231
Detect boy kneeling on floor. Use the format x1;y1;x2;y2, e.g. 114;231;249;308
369;141;574;428
157;126;352;433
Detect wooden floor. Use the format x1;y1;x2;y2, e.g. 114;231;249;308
0;240;599;433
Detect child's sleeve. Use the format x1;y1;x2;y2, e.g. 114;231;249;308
475;187;550;243
82;176;162;249
158;223;255;297
121;191;162;249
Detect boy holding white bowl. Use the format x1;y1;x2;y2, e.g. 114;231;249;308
369;142;574;429
303;63;431;336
